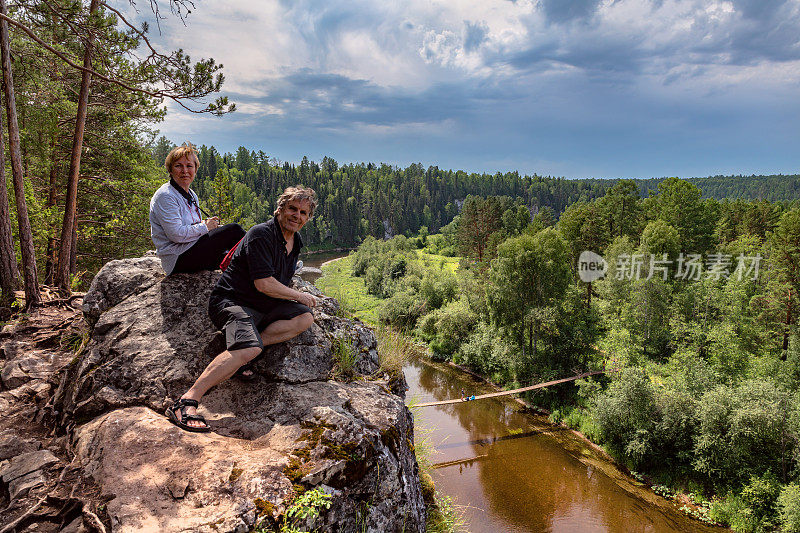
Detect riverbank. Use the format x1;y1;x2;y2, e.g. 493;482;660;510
301;245;354;255
317;255;725;531
316;255;381;325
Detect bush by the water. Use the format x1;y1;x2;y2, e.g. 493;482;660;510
329;185;800;532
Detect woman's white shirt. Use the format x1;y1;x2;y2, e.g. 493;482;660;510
149;182;209;274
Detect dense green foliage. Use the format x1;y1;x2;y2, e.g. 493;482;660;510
155;138;800;254
638;175;800;203
0;1;231;294
338;177;800;532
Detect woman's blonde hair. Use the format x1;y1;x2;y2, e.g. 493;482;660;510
274;185;318;218
164;142;200;174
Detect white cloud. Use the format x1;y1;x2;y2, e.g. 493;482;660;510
147;0;800;177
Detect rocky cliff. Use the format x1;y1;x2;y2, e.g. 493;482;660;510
3;258;425;532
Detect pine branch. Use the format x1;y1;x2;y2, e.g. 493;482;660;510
0;11;232;114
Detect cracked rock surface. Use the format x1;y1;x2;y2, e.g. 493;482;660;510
48;258;424;532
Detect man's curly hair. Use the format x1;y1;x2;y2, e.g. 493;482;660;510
274;185;318;218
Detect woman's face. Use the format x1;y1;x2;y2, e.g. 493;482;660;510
170;156;197;191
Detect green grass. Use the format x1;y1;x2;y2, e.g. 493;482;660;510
331;336;357;380
410;402;467;533
416;250;460;273
316;255;382;325
376;326;426;377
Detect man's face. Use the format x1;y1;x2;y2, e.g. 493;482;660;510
277;199;312;234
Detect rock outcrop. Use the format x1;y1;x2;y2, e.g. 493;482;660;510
45;259;424;532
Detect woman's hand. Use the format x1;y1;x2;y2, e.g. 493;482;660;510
204;216;220;230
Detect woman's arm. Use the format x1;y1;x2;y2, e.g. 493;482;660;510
151;191;209;244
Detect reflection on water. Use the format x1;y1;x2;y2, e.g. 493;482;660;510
405;358;719;533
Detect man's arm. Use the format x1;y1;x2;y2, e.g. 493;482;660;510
254;277;317;308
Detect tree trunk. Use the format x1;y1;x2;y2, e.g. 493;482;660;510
0;97;19;307
55;0;100;292
44;147;59;285
0;0;39;309
782;289;792;358
69;212;77;274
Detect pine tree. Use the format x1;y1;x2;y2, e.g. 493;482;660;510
208;168;241;224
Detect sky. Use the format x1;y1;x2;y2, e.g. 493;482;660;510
147;0;800;179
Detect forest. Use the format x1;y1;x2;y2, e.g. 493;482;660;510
152;136;800;251
328;178;800;532
0;0;233;312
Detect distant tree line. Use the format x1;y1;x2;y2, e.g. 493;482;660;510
151;137;800;252
638;175;800;202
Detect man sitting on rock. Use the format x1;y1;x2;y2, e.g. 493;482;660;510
166;186;319;432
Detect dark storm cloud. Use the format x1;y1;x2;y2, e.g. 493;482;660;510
506;37;647;76
247;70;498;130
726;0;800;64
505;0;800;80
538;0;604;24
463;20;489;52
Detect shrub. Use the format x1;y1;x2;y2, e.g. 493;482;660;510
652;388;698;468
778;483;800;532
419;269;457;311
592;367;657;469
280;488;332;533
708;493;744;529
708;476;781;533
379;290;425;330
562;408;602;442
456;321;514;382
740;474;780;530
694;380;791;487
416;298;477;360
365;264;383;296
385;255;407;280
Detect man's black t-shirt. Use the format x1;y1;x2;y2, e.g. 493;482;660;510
211;217;303;310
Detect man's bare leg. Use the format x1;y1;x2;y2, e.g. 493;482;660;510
175;313;313;429
260;312;314;346
238;312;314;378
177;345;260;429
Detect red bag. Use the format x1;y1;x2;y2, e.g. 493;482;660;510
219;237;244;271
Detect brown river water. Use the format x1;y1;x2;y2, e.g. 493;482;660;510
405;357;721;533
307;251;720;532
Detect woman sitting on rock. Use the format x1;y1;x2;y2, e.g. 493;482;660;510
149;143;245;274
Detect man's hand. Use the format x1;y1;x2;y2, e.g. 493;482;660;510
296;293;317;308
204;216;220;230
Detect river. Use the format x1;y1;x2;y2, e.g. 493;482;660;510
404;357;720;533
299;250;351;284
312;251;719;532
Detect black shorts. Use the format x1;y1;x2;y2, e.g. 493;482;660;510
208;296;311;351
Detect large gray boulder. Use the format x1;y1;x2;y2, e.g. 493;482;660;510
49;258;424;532
81;255;165;327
